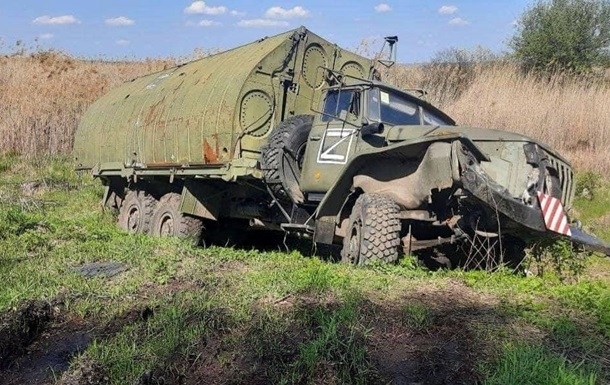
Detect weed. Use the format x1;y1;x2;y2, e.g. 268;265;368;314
0;204;43;239
526;238;588;281
289;260;348;294
575;171;602;199
573;179;610;241
0;152;19;174
400;303;433;331
483;343;598;385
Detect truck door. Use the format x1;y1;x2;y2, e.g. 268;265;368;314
299;88;361;197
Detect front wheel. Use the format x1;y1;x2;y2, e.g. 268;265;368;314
341;193;402;265
150;193;204;246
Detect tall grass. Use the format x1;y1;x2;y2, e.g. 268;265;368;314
385;61;610;175
1;48;610;174
0;50;169;157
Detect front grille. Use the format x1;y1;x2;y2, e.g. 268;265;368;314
547;155;574;209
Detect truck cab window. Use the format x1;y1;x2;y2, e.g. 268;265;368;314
383;90;419;125
322;89;359;122
367;87;453;126
423;109;451;126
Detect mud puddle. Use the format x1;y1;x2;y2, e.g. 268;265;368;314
0;301;92;385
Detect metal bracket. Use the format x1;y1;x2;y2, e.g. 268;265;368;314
264;184;291;222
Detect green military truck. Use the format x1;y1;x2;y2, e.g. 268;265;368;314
74;26;610;266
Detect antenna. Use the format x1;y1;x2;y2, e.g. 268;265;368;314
378;35;398;68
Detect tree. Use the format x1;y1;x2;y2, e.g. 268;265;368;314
510;0;610;74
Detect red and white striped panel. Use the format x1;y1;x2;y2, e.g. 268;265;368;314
537;192;572;236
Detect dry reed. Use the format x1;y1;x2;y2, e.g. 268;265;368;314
0;51;169;157
384;62;610;175
0;49;609;175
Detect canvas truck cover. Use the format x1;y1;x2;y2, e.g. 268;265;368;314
73;27;374;171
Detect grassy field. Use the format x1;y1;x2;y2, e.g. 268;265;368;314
0;156;609;384
1;47;610;384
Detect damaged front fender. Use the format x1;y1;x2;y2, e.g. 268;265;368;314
460;159;610;256
313;134;486;244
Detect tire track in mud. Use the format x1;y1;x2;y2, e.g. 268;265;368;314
0;298;171;385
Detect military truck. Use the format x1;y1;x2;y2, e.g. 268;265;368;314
74;26;610;266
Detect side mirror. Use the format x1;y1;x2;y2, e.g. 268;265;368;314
361;121;384;137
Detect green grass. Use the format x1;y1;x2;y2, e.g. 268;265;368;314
401;302;433;331
89;292;222;384
1;157;610;384
281;301;373;385
483;344;598;385
573;172;610;241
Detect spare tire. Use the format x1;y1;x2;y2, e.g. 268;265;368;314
261;115;313;204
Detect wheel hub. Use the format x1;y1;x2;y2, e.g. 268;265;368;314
347;220;362;264
127;206;140;232
159;214;174;236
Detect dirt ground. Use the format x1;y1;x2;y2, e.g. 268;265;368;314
0;280;505;385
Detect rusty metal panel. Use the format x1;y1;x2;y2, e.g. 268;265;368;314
76;31;293;168
74;27;375;171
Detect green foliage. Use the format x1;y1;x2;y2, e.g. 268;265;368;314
575;171;602;198
572;175;610;241
554;280;610;337
0;205;43;239
0;152;19;174
400;303;433;331
366;255;429;278
526;238;588;281
510;0;610;75
483;344;597;385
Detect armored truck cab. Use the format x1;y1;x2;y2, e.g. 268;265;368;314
74;27;610;266
302;81;599;264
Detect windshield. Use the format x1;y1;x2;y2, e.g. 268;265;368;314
322;89;360;122
367;88;451;126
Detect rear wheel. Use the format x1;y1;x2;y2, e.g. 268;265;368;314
341;194;402;265
150;193;203;246
117;190;156;234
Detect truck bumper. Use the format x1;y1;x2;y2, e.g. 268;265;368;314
461;165;610;256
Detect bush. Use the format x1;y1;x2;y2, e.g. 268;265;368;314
510;0;610;75
575;171;602;198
